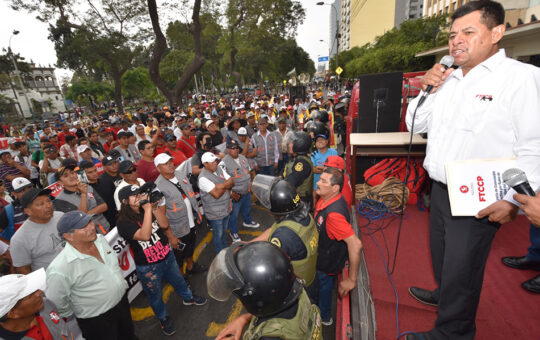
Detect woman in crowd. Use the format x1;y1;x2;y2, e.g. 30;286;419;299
116;185;207;336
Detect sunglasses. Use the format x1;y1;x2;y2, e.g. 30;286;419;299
125;167;137;174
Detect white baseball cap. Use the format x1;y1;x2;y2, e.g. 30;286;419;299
0;268;46;318
154;153;172;167
76;145;91;154
11;177;33;192
238;127;247;136
201;152;219;163
205;120;215;129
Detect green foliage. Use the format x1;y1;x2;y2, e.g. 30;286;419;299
336;14;449;77
121;66;163;103
65;78;113;103
0;53;32;76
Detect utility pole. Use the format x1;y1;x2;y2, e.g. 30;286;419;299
8;30;34;121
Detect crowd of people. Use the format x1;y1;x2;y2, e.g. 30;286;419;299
0;88;358;339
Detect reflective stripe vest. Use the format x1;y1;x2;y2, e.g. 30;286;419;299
199;167;231;220
267;217;318;286
250;131;278;167
155;175;191;238
243;289;322;340
222;154;251;195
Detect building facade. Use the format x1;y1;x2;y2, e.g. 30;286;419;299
418;0;540;66
1;63;66;120
329;0;342;59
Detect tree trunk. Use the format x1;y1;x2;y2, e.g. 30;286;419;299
147;0;205;107
111;70;124;115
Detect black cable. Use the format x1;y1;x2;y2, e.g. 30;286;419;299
388;91;420;275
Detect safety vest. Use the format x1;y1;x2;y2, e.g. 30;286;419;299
250;131;277;167
284;155;314;200
243;289;322;340
222;154;251;195
267;218;318;286
199;167;231;220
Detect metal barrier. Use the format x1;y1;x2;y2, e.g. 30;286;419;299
336;207;377;340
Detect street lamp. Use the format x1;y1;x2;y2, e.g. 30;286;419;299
8;29;34;120
316;2;340;90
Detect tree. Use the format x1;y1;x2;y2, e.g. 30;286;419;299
220;0;306;88
334;14;449;78
147;0;205;106
65;77;114;111
122;66;163;104
11;0;149;115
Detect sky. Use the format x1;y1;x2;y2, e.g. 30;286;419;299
0;0;331;83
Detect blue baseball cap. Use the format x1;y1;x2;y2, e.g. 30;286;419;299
57;211;93;237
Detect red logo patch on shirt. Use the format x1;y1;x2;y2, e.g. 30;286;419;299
183;178;188;184
317;216;324;225
460;185;469;193
49;311;60;324
87;192;94;199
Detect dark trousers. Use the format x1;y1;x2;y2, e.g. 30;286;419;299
429;181;499;340
526;223;540;261
76;294;136;340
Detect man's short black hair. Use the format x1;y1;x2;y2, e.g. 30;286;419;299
323;167;344;192
65;135;76;143
451;0;504;29
79;160;94;170
138;140;151;151
13;141;25;149
196;131;211;147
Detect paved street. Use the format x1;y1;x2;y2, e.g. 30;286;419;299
131;204;336;339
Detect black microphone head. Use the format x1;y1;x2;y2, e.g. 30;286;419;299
440;55;454;69
502;168;528;187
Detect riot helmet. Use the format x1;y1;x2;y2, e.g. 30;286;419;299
311;110;329;124
252;175;302;215
207;242;302;318
303;120;314;133
311;121;329;139
292;131;311;155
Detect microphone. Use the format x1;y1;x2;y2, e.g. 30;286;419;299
503;168;536;196
417;55;455;108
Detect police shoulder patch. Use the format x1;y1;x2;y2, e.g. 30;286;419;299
294;162;303;172
270;237;282;248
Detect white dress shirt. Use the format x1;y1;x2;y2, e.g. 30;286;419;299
406;49;540;205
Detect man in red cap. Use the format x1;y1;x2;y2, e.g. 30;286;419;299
324;155;353;207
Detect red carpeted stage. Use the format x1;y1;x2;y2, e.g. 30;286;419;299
358;206;540;340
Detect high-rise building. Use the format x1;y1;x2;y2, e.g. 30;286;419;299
340;0;351;51
329;0;341;59
339;0;424;50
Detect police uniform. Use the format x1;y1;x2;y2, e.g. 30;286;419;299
243;289;322;340
283;156;314;207
267;214;318;287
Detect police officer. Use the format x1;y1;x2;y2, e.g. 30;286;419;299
283;132;314;208
209;242;322;340
251;175;318;294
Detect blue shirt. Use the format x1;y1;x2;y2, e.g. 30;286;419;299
311;148;338;189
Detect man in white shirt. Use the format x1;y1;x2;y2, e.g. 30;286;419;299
405;2;540;340
198;152;234;254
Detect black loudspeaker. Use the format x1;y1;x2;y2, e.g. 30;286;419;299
355;71;403;133
289;86;306;102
